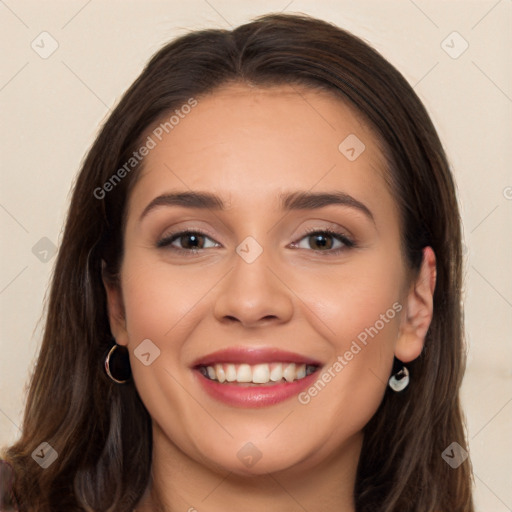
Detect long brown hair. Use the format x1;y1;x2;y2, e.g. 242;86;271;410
1;13;473;511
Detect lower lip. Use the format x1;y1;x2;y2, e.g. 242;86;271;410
194;369;320;408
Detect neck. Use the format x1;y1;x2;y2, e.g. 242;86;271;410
136;424;361;512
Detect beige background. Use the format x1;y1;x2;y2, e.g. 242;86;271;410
1;0;511;509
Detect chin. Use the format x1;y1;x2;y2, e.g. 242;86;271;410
193;435;318;477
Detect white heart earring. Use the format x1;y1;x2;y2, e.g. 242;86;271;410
388;366;409;392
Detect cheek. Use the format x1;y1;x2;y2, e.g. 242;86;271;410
119;257;214;343
118;254;224;392
118;260;219;447
292;251;404;422
295;248;404;349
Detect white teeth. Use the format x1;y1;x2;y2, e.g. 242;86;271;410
283;363;296;382
201;362;315;384
226;364;237;382
269;363;283;382
214;364;226;383
252;364;270;383
236;364;252;383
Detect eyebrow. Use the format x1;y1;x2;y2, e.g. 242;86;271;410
139;190;374;222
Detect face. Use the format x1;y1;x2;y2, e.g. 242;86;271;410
105;83;434;477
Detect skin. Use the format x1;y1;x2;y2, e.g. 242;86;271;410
104;82;436;511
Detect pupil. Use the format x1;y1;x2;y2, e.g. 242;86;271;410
311;234;332;250
184;234;202;249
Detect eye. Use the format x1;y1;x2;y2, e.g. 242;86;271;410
157;230;220;252
157;228;355;255
291;228;355;254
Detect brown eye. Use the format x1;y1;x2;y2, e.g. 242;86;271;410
175;232;205;249
292;229;355;253
157;230;219;251
308;233;334;250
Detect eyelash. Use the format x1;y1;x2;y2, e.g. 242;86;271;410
156;227;355;256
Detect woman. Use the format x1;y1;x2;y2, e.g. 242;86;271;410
1;12;474;511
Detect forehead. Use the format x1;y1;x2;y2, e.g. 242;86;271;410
129;82;396;224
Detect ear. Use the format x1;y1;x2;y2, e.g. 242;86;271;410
102;260;129;347
395;246;437;363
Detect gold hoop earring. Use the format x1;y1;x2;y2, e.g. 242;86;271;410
104;344;131;384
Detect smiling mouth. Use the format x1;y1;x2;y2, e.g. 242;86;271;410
196;362;319;386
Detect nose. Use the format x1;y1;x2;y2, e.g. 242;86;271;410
213;246;294;328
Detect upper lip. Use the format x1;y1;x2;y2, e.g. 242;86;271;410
192;347;323;368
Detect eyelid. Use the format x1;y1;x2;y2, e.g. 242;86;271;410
299;225;354;241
